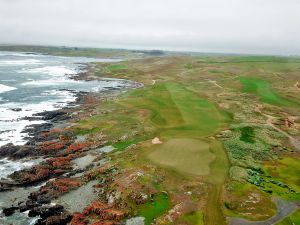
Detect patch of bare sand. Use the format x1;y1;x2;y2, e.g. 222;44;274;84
152;137;162;144
294;81;300;90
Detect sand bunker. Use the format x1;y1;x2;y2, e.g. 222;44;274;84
152;137;163;144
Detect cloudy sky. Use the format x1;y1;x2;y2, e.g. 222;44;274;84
0;0;300;54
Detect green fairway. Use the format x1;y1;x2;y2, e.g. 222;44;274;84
107;64;128;72
239;77;298;106
164;83;230;136
125;82;230;138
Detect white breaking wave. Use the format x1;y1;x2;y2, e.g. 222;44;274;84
0;158;38;179
1;79;17;82
0;84;17;93
19;66;77;76
19;66;79;86
21;77;80;86
0;90;76;147
0;51;40;57
0;59;42;66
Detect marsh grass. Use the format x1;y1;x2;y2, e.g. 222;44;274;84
137;192;170;225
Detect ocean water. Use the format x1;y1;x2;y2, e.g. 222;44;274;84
0;51;136;147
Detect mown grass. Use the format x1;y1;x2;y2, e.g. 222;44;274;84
164;83;230;137
147;138;215;176
239;77;298;106
179;211;204;225
107;64;128;72
123;82;231;138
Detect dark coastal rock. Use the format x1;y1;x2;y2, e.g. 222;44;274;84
23;123;53;136
28;205;72;225
29;204;64;217
0;180;20;191
34;110;70;122
35;212;72;225
2;206;19;216
0;144;37;160
0;144;20;158
10;108;22;112
11;145;36;159
0;185;13;192
19;198;49;213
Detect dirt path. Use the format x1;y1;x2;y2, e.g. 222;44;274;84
255;105;300;151
294;81;300;91
208;79;223;89
264;114;300;151
229;199;300;225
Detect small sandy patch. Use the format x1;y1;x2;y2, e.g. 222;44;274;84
152;137;163;144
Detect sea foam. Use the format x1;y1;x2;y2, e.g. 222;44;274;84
0;59;42;66
20;65;77;76
0;84;17;94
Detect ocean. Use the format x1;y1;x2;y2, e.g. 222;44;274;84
0;51;135;147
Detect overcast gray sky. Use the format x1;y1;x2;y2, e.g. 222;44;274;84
0;0;300;55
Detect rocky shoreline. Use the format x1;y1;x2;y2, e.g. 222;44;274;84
0;64;141;225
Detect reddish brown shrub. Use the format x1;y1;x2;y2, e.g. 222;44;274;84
70;212;87;225
66;142;91;153
89;221;114;225
39;140;67;152
47;155;74;169
47;178;82;193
